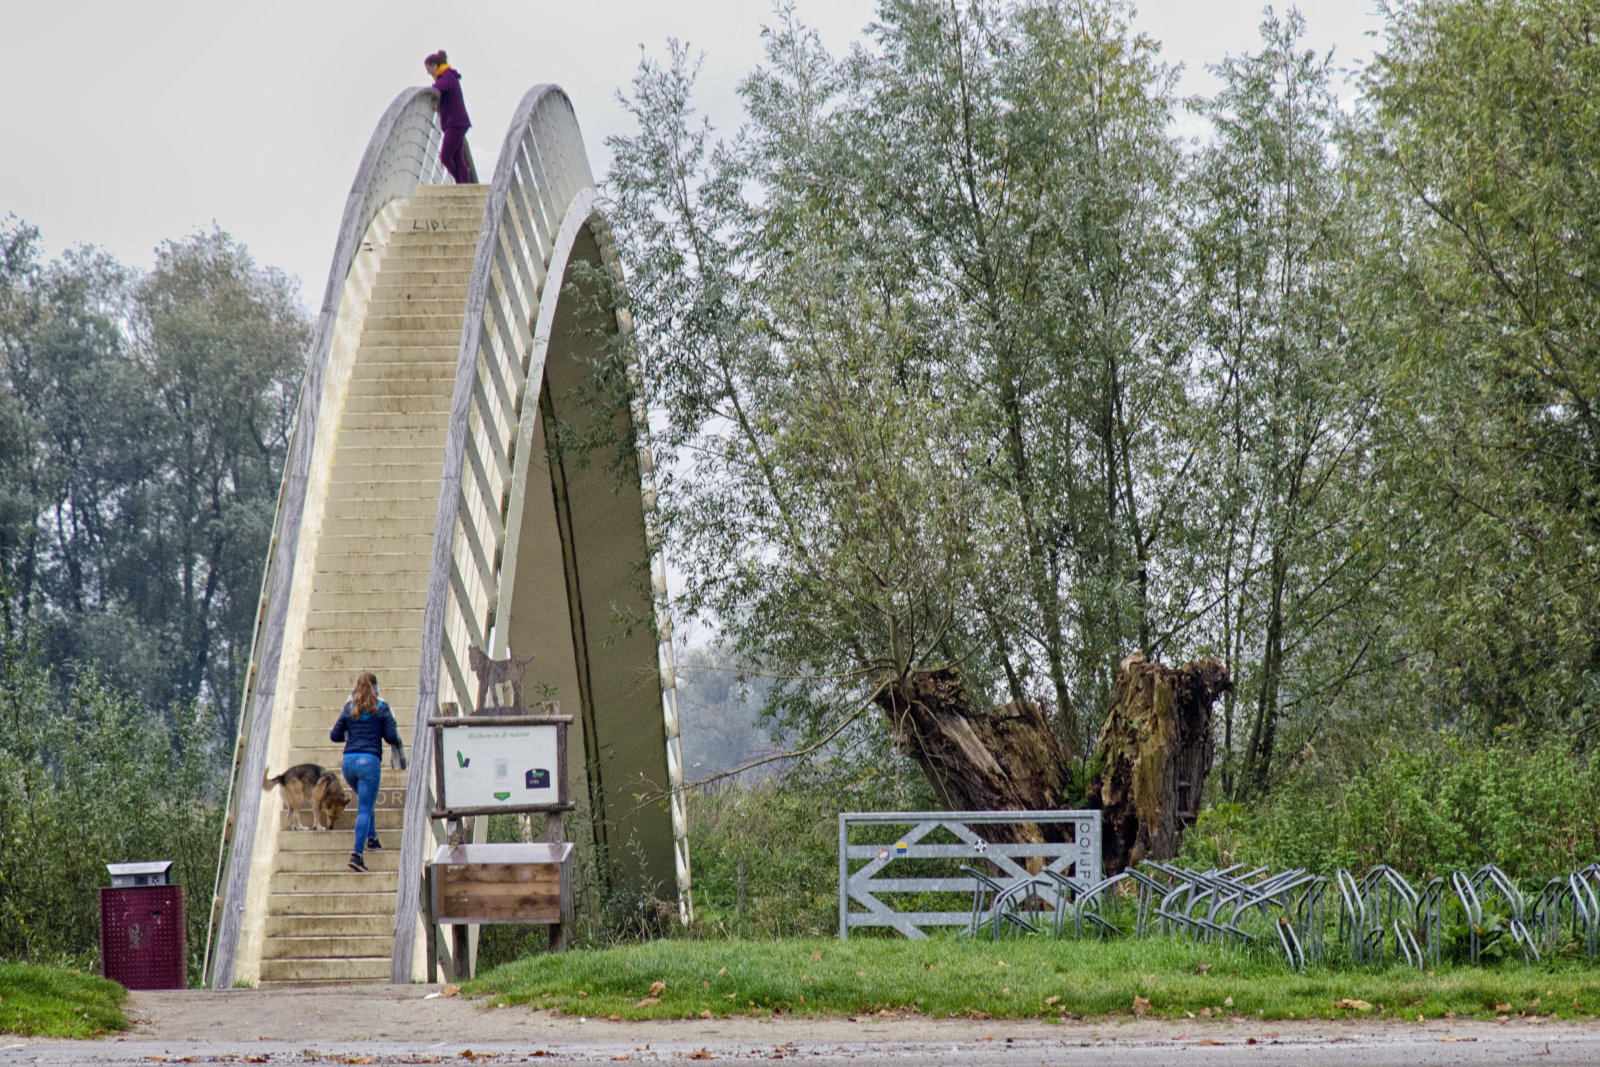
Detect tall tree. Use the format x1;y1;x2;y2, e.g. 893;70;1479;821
839;0;1189;749
0;222;307;735
125;229;307;730
1362;0;1600;734
607;0;1189;811
1186;9;1384;796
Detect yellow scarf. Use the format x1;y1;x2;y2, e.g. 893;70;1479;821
434;63;453;78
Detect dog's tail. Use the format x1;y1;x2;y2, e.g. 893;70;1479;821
263;769;286;789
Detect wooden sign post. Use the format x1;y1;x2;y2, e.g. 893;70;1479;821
424;712;575;979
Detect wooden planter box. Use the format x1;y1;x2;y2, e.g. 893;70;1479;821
430;842;573;924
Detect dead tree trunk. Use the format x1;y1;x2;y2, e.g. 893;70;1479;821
873;666;1071;846
1089;652;1233;873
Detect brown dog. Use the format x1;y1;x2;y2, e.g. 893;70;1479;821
264;763;350;831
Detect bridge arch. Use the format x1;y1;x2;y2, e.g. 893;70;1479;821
206;84;688;988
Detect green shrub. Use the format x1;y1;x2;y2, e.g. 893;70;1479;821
686;760;935;940
1183;740;1600;880
0;650;222;984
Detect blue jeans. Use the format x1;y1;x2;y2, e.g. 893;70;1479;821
341;754;381;856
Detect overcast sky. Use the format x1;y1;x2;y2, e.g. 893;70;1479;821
5;1;1381;306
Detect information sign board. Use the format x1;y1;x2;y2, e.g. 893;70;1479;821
430;715;570;816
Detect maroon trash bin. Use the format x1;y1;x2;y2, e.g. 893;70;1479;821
100;862;186;990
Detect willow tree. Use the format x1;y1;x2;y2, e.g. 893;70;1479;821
1358;0;1600;735
1184;10;1385;797
605;0;1191;812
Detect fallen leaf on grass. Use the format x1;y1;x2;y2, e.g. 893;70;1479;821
1496;1003;1512;1012
700;1010;714;1019
1194;961;1211;976
441;984;461;998
810;950;822;962
649;981;666;996
1044;996;1060;1006
1223;996;1234;1008
1335;999;1373;1012
1132;996;1152;1016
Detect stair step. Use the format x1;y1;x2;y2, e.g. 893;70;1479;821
339;394;453;416
293;665;420;688
259;957;392;982
355;329;465;350
371;270;474;288
267;890;397;916
271;869;399;895
275;846;402;871
275;833;404;859
318;480;444;505
261;935;394;960
328;460;451;481
307;580;428;602
317;515;438;538
337;412;456;433
273;808;408;833
312;532;434;553
368;298;472;317
265;913;392;938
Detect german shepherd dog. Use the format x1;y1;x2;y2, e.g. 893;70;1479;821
264;764;350;831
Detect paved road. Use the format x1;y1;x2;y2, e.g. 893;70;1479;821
2;987;1597;1065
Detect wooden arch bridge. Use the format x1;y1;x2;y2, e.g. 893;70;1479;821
202;84;690;986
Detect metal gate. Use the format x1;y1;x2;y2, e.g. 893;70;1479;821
838;809;1101;939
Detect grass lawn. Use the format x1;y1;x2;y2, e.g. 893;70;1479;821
470;937;1600;1022
0;962;129;1037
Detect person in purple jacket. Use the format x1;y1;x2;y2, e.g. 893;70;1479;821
424;49;473;184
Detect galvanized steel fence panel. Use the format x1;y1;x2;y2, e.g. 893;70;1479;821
838;810;1101;940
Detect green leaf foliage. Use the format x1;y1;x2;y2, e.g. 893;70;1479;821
0;644;223;984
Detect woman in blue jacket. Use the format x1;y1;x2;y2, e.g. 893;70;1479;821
424;50;473;184
331;672;406;872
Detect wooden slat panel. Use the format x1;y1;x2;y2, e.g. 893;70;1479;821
434;862;563;923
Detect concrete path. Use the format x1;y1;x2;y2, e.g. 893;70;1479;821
2;986;1598;1065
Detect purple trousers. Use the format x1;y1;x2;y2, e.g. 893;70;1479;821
441;127;471;184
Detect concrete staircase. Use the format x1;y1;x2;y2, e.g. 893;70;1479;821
258;184;486;985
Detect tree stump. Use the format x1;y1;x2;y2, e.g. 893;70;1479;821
874;666;1071;847
1088;652;1232;873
